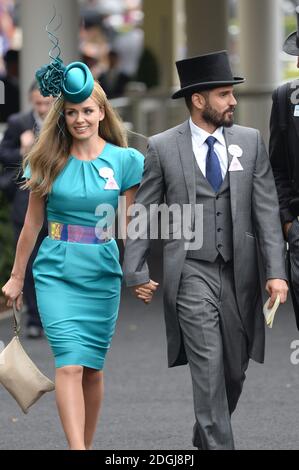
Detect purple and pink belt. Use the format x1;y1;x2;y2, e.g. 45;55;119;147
48;222;110;244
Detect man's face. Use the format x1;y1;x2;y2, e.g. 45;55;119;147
30;89;53;121
200;86;237;128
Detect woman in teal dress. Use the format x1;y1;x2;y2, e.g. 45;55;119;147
2;58;151;449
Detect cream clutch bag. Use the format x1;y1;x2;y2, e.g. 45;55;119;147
0;303;55;413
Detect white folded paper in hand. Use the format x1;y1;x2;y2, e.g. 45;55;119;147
263;294;280;328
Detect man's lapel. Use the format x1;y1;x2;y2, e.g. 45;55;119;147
177;121;196;207
224;127;237;221
176;123;239;222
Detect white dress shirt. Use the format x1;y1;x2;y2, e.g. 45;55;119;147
189;118;228;179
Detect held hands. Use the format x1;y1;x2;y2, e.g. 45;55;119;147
132;280;159;304
2;277;24;311
265;279;288;309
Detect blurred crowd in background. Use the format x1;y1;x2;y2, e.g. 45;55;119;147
1;0;299;124
0;0;160;124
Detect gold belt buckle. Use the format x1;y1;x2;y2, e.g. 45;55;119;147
49;222;63;240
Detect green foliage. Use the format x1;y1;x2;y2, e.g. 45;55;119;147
285;68;299;79
285;15;297;37
135;48;160;89
0;191;14;287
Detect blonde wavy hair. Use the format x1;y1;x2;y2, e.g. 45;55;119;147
22;81;128;196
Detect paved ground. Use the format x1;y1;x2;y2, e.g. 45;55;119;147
1;257;299;450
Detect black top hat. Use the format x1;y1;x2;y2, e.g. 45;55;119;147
283;6;299;55
172;50;245;99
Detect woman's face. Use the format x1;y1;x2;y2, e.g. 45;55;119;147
64;97;105;140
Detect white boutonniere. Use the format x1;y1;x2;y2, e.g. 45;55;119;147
228;144;243;158
228;145;244;172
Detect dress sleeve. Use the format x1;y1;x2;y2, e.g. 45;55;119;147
121;148;144;193
23;164;31;179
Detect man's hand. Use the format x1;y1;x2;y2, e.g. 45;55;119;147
20;130;35;156
265;279;288;308
284;221;293;238
132;280;159;304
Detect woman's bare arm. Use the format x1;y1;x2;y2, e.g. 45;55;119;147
2;192;45;308
121;185;138;246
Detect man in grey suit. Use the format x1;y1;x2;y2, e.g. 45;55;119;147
123;51;288;450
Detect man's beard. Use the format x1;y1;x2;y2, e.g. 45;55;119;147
202;103;235;128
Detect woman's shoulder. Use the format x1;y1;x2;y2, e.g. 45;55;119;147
108;144;145;161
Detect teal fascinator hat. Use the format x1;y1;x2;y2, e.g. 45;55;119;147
62;62;94;103
36;13;94;103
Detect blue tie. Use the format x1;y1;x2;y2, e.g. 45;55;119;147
205;136;223;192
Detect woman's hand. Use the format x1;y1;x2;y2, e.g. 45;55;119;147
2;277;24;310
132;280;159;304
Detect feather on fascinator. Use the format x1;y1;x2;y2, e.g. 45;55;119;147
36;10;94;103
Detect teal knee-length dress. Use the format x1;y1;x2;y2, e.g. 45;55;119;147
25;143;144;370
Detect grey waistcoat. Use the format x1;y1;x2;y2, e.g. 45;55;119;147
186;162;233;262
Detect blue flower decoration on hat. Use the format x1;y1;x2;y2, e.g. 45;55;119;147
36;11;94;103
36;58;66;98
